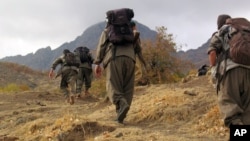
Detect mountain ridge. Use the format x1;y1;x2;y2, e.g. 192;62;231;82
1;21;210;70
1;21;157;71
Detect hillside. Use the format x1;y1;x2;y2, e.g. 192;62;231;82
0;62;45;88
0;21;157;71
177;39;210;68
0;62;229;141
0;20;212;71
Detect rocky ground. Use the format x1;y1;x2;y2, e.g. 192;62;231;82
0;72;229;141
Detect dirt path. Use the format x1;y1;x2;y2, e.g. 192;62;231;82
0;76;229;141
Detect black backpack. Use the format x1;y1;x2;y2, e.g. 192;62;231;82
74;46;91;63
64;52;79;67
106;8;134;44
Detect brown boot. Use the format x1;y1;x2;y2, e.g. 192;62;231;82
85;90;90;96
75;93;81;99
117;99;129;124
69;94;75;105
65;97;70;103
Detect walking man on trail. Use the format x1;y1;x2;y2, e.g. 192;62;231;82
49;49;79;105
94;8;138;124
74;46;94;98
208;14;250;127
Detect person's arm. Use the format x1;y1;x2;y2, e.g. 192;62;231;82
94;65;102;78
137;52;146;69
49;68;54;79
208;50;217;67
94;31;108;78
134;32;147;75
94;31;108;65
48;57;63;79
207;32;222;67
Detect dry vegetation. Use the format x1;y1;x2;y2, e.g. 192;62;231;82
142;26;194;84
0;62;45;92
0;61;229;140
0;28;229;141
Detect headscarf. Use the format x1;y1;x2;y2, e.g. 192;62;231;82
217;14;231;29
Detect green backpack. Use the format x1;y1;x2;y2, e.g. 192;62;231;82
64;52;79;67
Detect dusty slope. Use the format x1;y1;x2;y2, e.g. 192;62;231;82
0;62;45;88
0;74;229;141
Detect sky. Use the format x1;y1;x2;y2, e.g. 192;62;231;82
1;0;250;59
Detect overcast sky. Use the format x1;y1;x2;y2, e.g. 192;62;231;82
1;0;250;59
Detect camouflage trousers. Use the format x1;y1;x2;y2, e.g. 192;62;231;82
60;69;78;96
218;67;250;127
76;67;93;94
106;56;135;122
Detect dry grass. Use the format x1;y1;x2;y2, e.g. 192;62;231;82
0;62;44;76
90;76;106;97
0;83;30;93
0;62;229;140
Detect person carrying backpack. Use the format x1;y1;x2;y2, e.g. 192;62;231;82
94;8;138;124
197;64;208;76
207;14;250;127
74;46;94;98
49;49;79;105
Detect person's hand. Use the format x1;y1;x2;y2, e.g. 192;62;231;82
95;65;102;78
210;66;216;79
210;66;217;88
49;69;54;79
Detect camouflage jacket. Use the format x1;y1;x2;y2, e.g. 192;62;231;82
94;29;136;68
207;26;250;76
51;54;79;77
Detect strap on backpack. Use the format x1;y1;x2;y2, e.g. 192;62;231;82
214;31;229;94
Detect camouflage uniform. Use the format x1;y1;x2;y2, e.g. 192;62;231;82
94;29;139;123
208;26;250;127
51;54;78;98
75;51;94;95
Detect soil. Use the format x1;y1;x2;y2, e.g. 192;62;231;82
0;73;229;141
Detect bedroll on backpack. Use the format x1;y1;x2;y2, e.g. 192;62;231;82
64;52;79;67
227;18;250;65
106;8;135;44
74;46;90;63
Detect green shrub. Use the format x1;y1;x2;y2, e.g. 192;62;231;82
0;83;30;93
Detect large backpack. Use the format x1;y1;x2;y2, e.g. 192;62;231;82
227;18;250;65
74;46;91;63
106;8;134;44
64;52;79;67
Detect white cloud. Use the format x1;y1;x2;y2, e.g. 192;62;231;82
1;0;250;59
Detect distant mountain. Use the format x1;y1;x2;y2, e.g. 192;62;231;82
1;21;157;71
1;20;211;71
177;39;210;69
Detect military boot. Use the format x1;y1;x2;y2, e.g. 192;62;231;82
117;98;130;124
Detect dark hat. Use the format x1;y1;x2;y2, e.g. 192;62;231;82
217;14;231;29
63;49;70;54
130;21;136;27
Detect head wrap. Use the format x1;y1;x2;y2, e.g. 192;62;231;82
217;14;231;29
